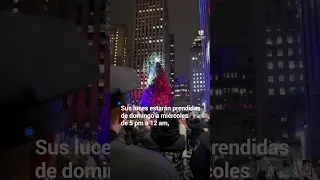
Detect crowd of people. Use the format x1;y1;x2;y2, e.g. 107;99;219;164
111;108;210;180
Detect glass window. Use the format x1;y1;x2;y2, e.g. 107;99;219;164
300;74;304;80
266;37;272;45
287;36;293;43
268;62;274;69
289;74;295;82
268;88;275;95
288;48;294;56
268;76;274;83
280;88;286;95
277;49;283;56
278;61;284;68
281;117;287;122
299;61;303;68
282;132;288;138
279;75;284;82
289;61;295;69
267;50;272;57
266;27;271;32
289;87;296;94
277;36;282;44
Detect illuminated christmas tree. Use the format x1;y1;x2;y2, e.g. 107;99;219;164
140;54;172;108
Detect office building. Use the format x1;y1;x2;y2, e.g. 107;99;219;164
211;60;257;141
253;0;305;150
174;76;191;107
189;35;206;107
131;0;170;104
300;0;320;164
110;24;128;66
211;0;306;159
169;34;175;92
199;0;210;112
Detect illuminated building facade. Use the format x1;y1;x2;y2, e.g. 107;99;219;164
131;0;170;104
251;0;306;152
174;76;191;108
189;36;206;107
169;34;175;92
110;24;128;67
211;59;257;141
300;0;320;164
199;0;210;112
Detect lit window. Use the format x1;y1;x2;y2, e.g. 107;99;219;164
282;132;288;138
268;88;274;95
278;61;284;68
266;27;271;32
268;76;274;83
280;88;286;95
279;75;284;82
266;37;272;45
215;75;218;80
289;74;295;82
288;48;294;56
281;117;287;122
289;61;295;69
267;50;272;57
267;62;274;69
301;86;304;92
287;36;293;43
289;87;296;94
299;61;303;68
300;74;304;80
277;49;283;56
277;36;282;44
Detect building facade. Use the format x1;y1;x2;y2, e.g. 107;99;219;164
211;0;306;159
169;34;175;93
174;76;191;108
110;24;128;66
300;0;320;165
211;62;257;142
189;36;206;108
131;0;170;104
199;0;210;112
253;0;306;151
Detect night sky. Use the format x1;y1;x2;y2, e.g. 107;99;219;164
110;0;200;78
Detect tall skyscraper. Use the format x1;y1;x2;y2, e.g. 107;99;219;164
174;76;191;107
211;0;306;160
131;0;170;104
169;34;175;93
300;0;320;164
69;0;110;123
189;35;206;108
110;24;128;66
253;0;305;151
199;0;210;112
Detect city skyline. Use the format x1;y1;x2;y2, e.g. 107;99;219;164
110;0;200;77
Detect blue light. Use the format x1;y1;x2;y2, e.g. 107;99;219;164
117;101;121;105
24;127;34;137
